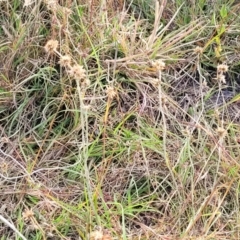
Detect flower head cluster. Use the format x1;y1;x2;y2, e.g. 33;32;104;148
106;86;117;99
24;0;34;7
45;0;58;11
152;59;166;71
44;39;59;54
150;78;160;87
216;127;227;138
89;229;112;240
68;64;87;81
58;54;90;87
216;63;229;84
217;64;228;73
43;39;90;88
22;208;34;222
194;46;203;55
59;55;71;68
66;63;90;88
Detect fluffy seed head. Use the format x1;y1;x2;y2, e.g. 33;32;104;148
216;73;226;84
44;39;59;54
194;46;203;54
89;230;103;240
59;55;71;67
217;127;226;138
68;64;86;80
81;78;91;88
24;0;34;7
217;64;228;73
106;86;117;99
45;0;58;11
62;7;72;16
161;96;168;105
150;78;160;87
22;208;34;221
152;59;165;71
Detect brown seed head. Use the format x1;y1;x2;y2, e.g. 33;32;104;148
45;0;58;11
152;59;165;71
106;86;117;99
194;46;203;54
22;208;34;221
59;55;71;67
81;78;91;88
216;73;226;84
216;127;226;138
44;39;59;54
217;64;228;73
68;64;86;80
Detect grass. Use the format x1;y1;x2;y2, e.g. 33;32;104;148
1;0;240;239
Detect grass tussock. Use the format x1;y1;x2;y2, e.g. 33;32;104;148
1;0;240;239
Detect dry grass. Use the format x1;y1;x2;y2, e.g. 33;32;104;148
0;0;240;239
